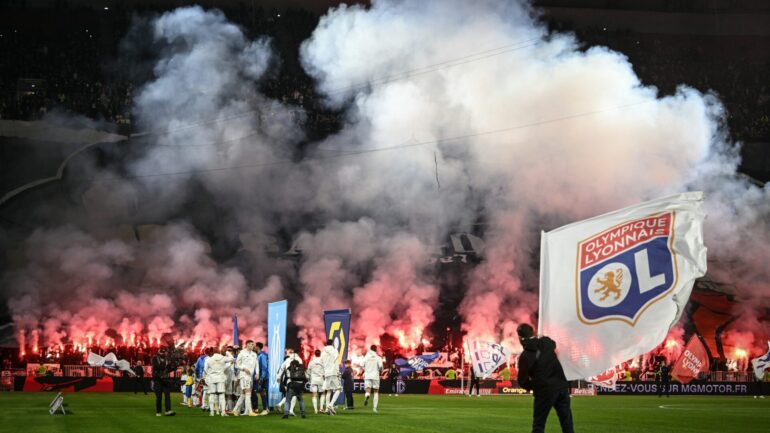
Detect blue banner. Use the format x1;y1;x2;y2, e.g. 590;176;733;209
232;315;239;347
324;308;351;405
267;300;287;408
395;353;440;377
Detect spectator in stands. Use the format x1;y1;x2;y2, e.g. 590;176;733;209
444;367;456;380
499;365;511;381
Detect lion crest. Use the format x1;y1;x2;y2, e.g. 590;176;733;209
594;269;623;301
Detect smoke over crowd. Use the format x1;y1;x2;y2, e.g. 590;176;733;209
4;0;769;360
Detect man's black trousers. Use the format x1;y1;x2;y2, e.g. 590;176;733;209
531;388;574;433
154;379;172;414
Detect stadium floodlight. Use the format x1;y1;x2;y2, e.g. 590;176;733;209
48;392;66;415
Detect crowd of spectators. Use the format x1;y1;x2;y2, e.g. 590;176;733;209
570;26;770;142
0;5;341;138
1;6;767;142
0;9;133;124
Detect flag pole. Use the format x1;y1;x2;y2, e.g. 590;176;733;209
460;338;465;395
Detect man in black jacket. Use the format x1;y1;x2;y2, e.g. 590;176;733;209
132;362;147;395
516;323;574;433
151;347;176;417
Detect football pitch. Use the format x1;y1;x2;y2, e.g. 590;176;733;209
0;393;767;433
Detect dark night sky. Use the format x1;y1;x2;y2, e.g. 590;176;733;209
22;0;368;12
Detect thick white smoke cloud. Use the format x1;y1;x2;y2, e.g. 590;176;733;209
7;0;770;359
300;0;769;351
7;6;294;353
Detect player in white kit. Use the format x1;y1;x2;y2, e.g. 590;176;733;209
307;349;325;414
320;339;341;415
232;340;259;416
204;350;234;416
362;345;384;413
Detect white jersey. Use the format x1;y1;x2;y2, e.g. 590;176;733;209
204;353;233;384
224;352;235;380
276;353;303;383
236;349;258;377
308;357;324;385
362;350;384;380
321;344;340;377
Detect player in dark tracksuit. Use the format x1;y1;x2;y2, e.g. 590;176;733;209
517;324;574;433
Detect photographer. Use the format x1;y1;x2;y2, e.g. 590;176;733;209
151;347;177;417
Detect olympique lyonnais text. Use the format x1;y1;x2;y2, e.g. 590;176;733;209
681;349;703;375
580;213;672;268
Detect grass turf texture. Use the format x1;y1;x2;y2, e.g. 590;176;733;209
0;393;767;433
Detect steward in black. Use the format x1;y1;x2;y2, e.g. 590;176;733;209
517;324;574;433
151;347;177;416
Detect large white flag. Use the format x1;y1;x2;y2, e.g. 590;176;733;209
539;192;706;380
468;340;510;379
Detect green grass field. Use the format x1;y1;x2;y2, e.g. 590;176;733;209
0;393;767;433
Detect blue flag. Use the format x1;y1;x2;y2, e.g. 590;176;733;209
324;309;351;404
232;315;239;347
395;352;440;376
267;300;287;408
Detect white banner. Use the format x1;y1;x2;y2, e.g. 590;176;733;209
539;192;707;380
469;340;510;379
87;352;135;376
751;342;770;380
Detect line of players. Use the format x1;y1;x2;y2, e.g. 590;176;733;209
192;339;384;417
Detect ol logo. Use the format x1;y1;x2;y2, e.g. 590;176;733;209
576;212;679;325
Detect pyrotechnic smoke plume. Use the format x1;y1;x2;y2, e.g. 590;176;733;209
5;1;770;359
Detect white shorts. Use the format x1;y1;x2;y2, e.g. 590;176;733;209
208;382;225;394
310;383;324;393
364;378;380;390
323;376;341;391
238;374;253;390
